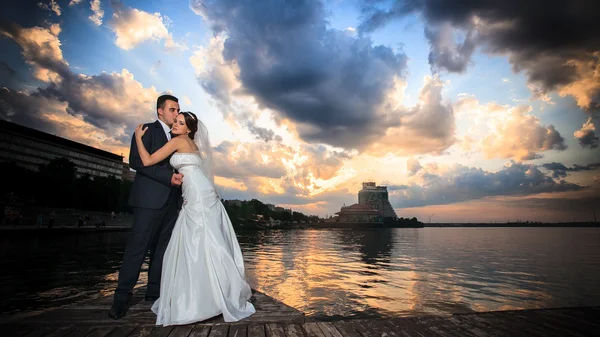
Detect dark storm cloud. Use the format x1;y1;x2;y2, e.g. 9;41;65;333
0;86;63;134
190;0;408;149
0;1;58;28
0;61;21;88
424;25;476;74
542;162;600;179
358;0;600;108
390;161;583;208
246;121;283;142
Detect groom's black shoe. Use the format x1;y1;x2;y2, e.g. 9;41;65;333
108;300;127;320
145;295;159;302
108;293;132;320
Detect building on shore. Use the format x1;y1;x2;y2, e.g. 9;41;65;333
0;119;131;181
332;182;397;223
335;203;382;223
358;182;397;218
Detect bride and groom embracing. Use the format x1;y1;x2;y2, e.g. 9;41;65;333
108;94;255;326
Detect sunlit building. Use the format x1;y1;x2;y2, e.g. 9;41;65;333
0;119;127;180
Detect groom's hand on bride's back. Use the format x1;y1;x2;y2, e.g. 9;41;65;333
171;173;184;186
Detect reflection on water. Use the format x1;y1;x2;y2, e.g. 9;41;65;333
1;228;599;320
239;227;600;319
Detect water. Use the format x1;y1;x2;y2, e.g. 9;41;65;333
1;227;599;321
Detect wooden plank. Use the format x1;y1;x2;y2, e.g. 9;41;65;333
170;326;194;337
349;319;378;336
265;323;286;337
505;310;589;337
227;324;247;337
188;326;211;337
302;322;326;337
329;321;359;337
64;326;96;337
387;318;439;337
283;323;306;337
105;326;138;337
450;314;512;337
404;317;457;337
541;309;600;331
364;319;401;337
86;327;118;337
208;324;229;337
147;326;174;337
247;324;266;337
488;312;561;337
44;326;74;337
3;325;37;337
127;326;156;337
317;322;344;337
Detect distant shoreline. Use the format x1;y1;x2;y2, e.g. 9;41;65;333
1;222;598;234
423;222;600;228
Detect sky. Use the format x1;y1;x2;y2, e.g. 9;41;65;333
1;0;599;223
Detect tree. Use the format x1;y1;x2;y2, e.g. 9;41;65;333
38;157;77;207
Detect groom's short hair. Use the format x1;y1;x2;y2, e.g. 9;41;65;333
157;94;179;112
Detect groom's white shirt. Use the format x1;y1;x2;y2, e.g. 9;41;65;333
158;119;171;141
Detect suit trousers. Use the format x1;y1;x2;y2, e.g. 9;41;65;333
114;194;179;302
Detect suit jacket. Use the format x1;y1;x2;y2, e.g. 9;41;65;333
128;120;180;209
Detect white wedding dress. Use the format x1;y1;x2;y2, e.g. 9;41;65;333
151;152;255;326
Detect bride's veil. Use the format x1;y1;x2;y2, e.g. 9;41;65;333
193;118;216;189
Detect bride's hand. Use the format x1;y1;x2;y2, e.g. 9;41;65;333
135;124;148;138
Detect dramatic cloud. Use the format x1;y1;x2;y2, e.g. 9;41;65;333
481;107;566;161
89;0;104;26
214;141;351;186
406;157;422;176
454;95;567;160
366;76;456;155
189;35;241;109
109;1;183;50
246;121;282;142
359;0;600;112
0;23;162;151
402;187;600;223
0;22;68;83
390;160;583;208
38;0;61;16
214;141;288;180
0;61;20;88
424;22;476;74
190;0;409;150
541;162;600;179
574;116;599;149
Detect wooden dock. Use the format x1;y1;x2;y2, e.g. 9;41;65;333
2;286;598;337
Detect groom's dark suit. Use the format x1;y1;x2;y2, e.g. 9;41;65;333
114;120;180;303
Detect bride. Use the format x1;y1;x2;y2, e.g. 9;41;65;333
134;111;255;326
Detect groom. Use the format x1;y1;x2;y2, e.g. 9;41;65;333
109;94;183;319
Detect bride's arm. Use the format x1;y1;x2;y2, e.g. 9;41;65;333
135;124;180;166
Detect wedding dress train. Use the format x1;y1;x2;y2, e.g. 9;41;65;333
151;152;255;326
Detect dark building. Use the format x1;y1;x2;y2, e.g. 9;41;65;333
335;203;382;223
0;119;129;180
358;182;397;218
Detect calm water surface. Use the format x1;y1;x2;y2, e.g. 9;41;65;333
1;227;599;321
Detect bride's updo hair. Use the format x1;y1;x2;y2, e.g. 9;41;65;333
180;111;198;139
